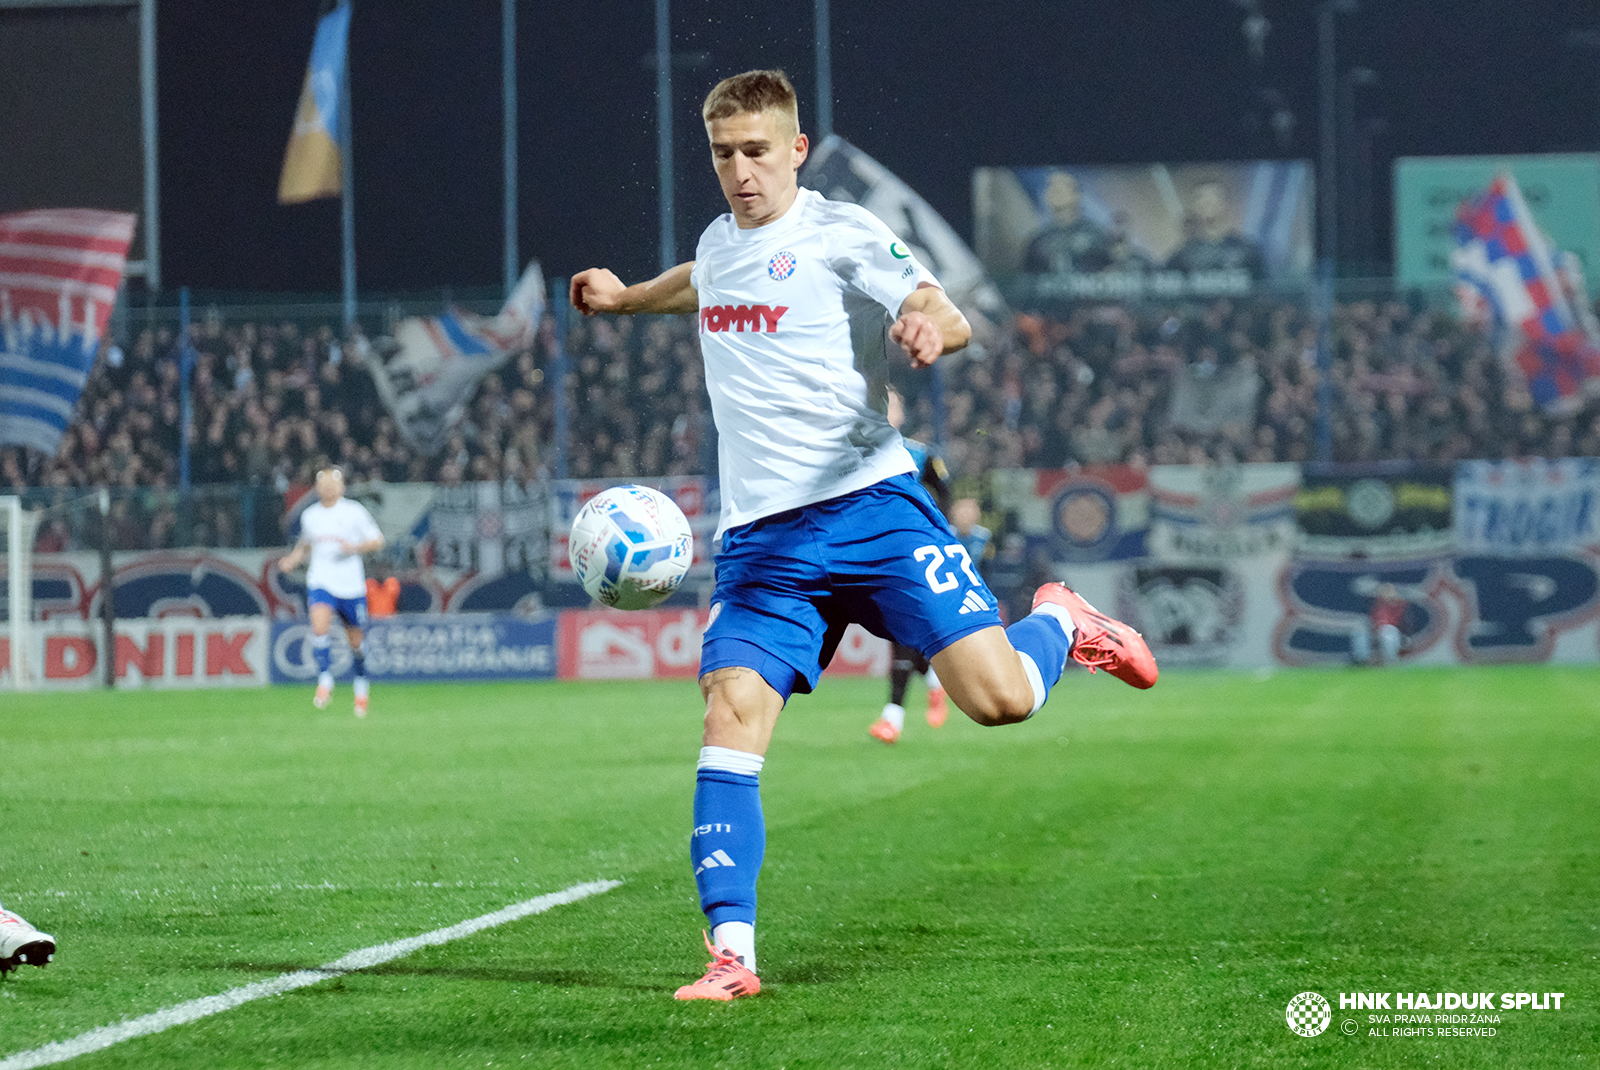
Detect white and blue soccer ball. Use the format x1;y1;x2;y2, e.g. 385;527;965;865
568;485;694;610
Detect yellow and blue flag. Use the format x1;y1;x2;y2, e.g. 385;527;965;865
278;2;351;204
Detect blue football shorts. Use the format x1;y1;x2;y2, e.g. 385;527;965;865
309;588;369;629
699;473;1003;702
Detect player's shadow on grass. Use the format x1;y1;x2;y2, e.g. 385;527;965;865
211;961;660;992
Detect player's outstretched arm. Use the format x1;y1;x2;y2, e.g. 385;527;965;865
892;283;971;368
570;262;698;317
277;540;308;572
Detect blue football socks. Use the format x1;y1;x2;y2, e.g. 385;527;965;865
310;632;332;674
351;648;366;680
1005;611;1073;714
692;746;766;934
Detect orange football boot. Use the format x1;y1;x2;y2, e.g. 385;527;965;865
1032;583;1158;689
673;932;761;1001
868;717;901;745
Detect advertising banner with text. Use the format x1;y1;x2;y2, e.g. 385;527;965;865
556;608;889;682
0;616;270;689
268;614;556;684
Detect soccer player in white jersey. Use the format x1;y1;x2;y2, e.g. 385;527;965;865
0;900;55;974
277;468;385;716
571;69;1157;1001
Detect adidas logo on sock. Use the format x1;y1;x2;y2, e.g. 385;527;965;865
694;849;737;875
958;590;988;615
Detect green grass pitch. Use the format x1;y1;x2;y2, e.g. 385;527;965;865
1;666;1596;1068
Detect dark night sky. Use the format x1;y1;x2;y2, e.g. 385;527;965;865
143;0;1600;295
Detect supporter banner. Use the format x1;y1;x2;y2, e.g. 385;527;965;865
1455;458;1600;555
367;262;545;455
0;209;137;453
269;613;555;683
975;161;1313;300
422;478;550;578
1294;466;1454;558
1394;153;1600;287
1166;361;1262;436
1060;460;1297;667
1146;463;1299;561
996;462;1600;669
22;548;447;622
990;466;1149;564
556;608;889;681
801;135;1007;327
0;616;269;689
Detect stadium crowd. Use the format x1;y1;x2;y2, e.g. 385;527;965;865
2;290;1593;550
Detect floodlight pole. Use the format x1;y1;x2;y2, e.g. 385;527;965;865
655;0;675;272
502;0;518;298
1314;0;1353;464
179;286;192;490
815;0;832;140
139;0;159;291
340;0;356;330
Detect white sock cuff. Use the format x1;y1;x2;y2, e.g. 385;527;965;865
698;745;765;777
1031;601;1076;644
310;632;332;649
925;666;941;690
713;920;756;972
1017;652;1047;716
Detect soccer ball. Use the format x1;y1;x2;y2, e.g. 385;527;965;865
568;485;694;610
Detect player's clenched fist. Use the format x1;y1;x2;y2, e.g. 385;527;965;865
570;268;626;316
891;310;944;368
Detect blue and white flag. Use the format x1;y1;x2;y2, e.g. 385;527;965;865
367;262;545;455
0;209;136;453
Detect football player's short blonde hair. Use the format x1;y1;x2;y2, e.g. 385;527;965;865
702;69;800;138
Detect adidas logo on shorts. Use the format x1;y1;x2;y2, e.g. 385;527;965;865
958;590;988;615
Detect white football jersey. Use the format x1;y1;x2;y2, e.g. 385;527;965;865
690;187;939;536
299;497;381;599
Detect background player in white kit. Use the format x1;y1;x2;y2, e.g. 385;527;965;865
277;468;385;716
572;69;1156;1001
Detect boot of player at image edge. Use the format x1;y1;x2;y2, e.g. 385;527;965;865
0;907;56;972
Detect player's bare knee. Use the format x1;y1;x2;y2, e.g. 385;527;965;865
955;684;1033;727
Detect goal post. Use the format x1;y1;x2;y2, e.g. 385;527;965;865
2;495;42;689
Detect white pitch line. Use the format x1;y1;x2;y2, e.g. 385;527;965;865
0;879;622;1070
